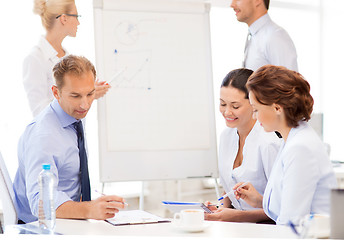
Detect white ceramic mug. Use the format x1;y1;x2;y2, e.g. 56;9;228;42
173;209;204;227
301;214;330;238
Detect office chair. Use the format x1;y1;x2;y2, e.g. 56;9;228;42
309;113;331;156
0;152;17;227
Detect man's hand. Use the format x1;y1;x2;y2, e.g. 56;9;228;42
56;195;126;220
85;195;126;220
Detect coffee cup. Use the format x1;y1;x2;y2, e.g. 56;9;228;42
300;214;330;238
173;209;204;228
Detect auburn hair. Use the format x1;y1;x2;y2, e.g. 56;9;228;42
246;65;313;128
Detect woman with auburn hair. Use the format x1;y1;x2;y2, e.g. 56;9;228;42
23;0;110;117
233;65;337;225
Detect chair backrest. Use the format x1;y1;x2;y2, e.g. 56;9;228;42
308;113;331;156
309;113;323;140
0;152;17;226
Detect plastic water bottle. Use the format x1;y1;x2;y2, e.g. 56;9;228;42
38;164;56;233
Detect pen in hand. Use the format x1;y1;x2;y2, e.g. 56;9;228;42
208;203;223;208
217;182;249;201
209;203;223;209
95;189;129;207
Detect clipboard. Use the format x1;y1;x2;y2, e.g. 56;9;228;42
162;201;213;213
106;210;170;226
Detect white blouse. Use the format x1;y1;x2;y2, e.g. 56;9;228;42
218;121;281;210
263;122;337;225
22;36;67;117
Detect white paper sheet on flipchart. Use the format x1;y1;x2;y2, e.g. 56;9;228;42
106;210;170;226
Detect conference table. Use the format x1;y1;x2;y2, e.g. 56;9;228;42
4;218;298;238
41;218;297;238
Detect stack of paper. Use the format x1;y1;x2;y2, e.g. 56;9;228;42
106;210;170;226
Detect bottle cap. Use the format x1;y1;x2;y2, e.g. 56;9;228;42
42;164;51;170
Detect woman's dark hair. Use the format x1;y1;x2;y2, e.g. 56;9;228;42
246;65;314;128
221;68;254;99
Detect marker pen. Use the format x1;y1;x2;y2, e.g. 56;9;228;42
218;182;249;201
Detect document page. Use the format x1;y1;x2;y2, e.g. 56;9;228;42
106;210;170;226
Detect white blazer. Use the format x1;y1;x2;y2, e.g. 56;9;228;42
22;36;68;117
219;121;281;210
263;122;337;225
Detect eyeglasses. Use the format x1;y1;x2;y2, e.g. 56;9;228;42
56;14;81;19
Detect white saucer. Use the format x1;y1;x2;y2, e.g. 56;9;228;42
173;222;210;233
310;229;330;239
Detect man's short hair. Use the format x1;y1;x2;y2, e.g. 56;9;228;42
53;55;96;90
264;0;270;10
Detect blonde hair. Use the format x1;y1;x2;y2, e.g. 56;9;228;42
33;0;75;30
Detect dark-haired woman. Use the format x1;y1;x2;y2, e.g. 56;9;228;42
205;68;281;222
234;65;337;225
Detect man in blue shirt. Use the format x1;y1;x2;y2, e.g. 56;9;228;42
231;0;298;71
13;55;125;223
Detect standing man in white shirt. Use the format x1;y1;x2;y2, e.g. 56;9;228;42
231;0;298;71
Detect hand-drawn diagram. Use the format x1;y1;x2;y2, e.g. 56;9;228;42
110;49;152;90
101;10;212;152
108;18;167;90
114;18;166;46
114;20;140;46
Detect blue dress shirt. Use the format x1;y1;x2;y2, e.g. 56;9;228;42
245;14;298;71
13;99;82;223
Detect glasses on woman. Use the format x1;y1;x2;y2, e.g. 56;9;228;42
56;14;81;19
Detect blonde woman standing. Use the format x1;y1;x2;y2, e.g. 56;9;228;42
23;0;110;116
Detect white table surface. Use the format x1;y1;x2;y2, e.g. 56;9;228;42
46;218;297;238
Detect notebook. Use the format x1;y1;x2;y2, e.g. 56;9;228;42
106;210;170;226
162;201;213;213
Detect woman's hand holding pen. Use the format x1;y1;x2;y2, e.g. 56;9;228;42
204;201;219;212
205;208;243;221
94;79;111;99
204;191;230;212
233;182;263;208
